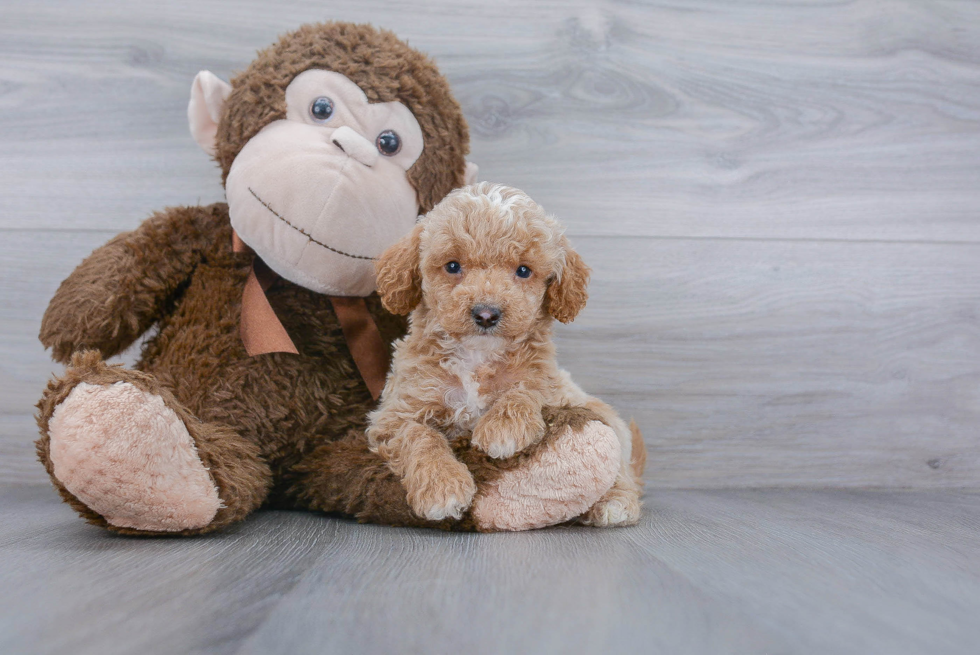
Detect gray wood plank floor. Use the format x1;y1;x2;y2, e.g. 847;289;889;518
2;485;980;655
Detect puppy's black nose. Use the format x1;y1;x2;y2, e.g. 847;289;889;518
471;304;502;329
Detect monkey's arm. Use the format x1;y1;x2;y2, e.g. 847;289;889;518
40;204;228;363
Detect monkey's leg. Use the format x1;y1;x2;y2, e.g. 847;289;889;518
290;406;622;533
287;432;449;529
575;401;647;528
468;406;622;532
35;351;272;536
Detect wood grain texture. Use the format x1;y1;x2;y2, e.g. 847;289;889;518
1;0;978;239
0;487;338;655
0;415;47;486
3;486;980;655
3;231;977;488
1;0;980;489
564;236;980;488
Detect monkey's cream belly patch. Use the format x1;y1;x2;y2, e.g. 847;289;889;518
48;382;221;532
471;420;621;531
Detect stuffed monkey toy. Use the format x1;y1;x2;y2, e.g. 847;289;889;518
34;22;634;535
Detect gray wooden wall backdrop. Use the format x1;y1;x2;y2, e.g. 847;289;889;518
1;0;978;489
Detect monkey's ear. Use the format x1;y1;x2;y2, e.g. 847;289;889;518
545;243;591;324
375;224;424;315
464;162;479;186
188;71;232;157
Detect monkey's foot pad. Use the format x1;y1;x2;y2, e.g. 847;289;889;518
48;382;221;532
471;420;621;531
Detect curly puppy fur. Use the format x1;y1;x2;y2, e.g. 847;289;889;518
368;183;645;525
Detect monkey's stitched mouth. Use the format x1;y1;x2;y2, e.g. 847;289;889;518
247;187;377;261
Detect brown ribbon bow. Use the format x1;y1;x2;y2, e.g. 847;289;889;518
233;232;390;400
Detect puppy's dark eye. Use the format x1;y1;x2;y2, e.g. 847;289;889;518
445;261;461;274
310;97;334;121
376;130;401;156
516;265;532;278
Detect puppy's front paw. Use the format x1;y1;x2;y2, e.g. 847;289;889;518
472;406;547;459
406;459;477;521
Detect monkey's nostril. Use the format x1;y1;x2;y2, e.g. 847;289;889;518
332;139;345;152
471;305;502;329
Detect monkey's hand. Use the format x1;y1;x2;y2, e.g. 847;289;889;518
40;204;225;363
471;389;547;459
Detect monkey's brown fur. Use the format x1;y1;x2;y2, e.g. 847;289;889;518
35;23;467;535
37;350;272;536
215;22;469;213
34;23;623;535
293;405;611;531
38;202;411;533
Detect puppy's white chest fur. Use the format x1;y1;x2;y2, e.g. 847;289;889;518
441;336;505;431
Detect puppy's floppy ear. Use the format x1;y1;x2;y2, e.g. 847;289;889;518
376;223;424;315
545;241;591;323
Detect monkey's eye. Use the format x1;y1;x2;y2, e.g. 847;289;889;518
310;97;334;122
376;130;401;156
445;261;461;274
516;265;532;278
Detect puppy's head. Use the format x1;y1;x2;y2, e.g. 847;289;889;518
376;182;590;340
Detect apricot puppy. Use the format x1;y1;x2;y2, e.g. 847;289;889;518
367;183;643;525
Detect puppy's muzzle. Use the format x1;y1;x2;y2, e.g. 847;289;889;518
471;304;502;330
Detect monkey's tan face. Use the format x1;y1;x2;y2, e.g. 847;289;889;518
225;70;425;296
